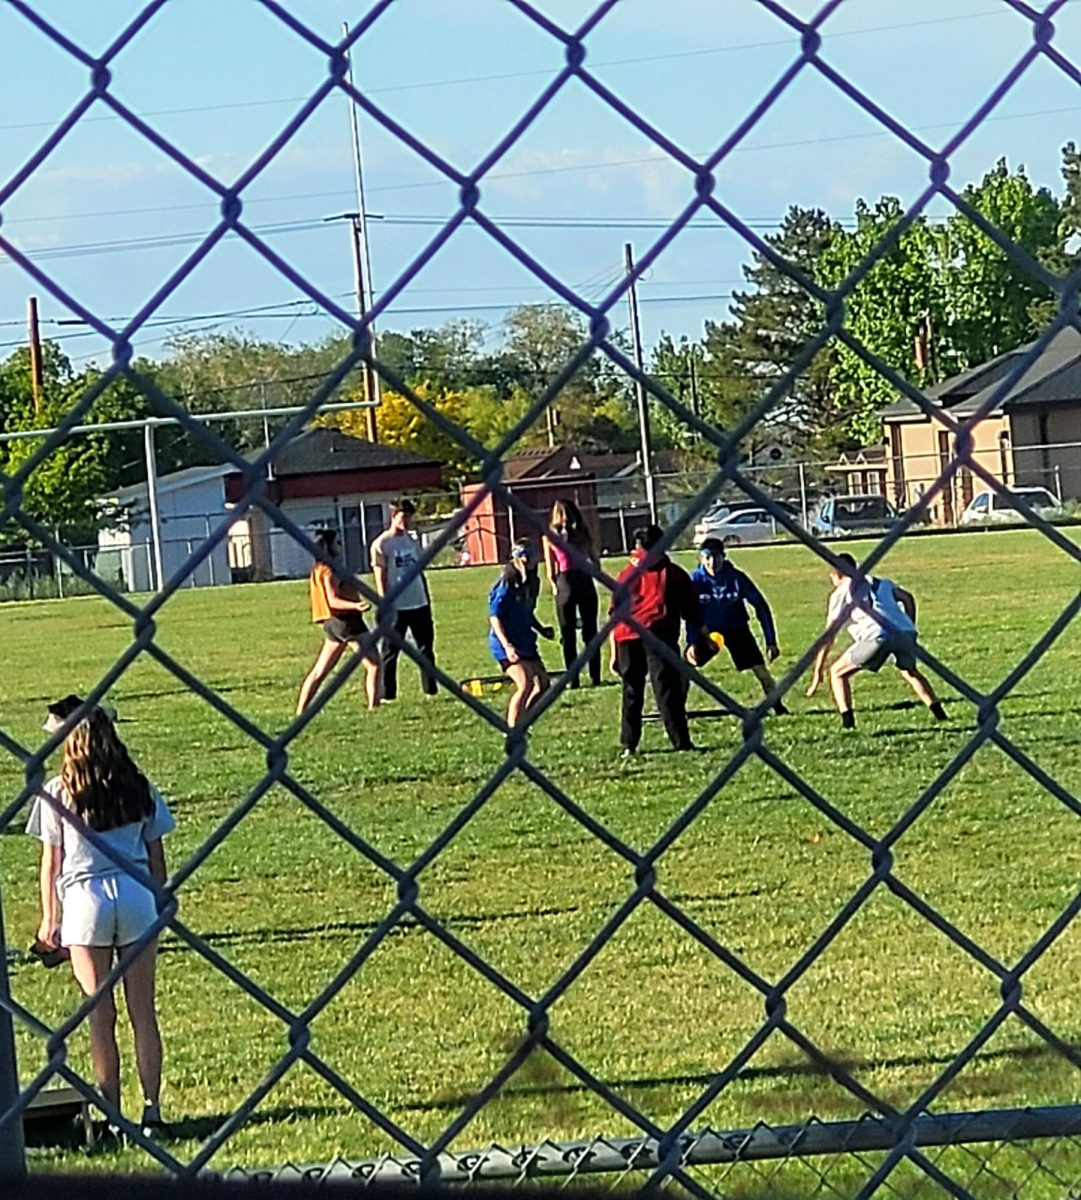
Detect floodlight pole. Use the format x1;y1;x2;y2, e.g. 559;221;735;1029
624;243;657;524
144;423;165;593
344;21;381;444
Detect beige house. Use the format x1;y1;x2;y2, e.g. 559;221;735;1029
882;327;1081;525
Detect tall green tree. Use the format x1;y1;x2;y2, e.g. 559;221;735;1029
937;159;1060;366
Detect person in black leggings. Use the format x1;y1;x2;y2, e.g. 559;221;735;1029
542;498;601;687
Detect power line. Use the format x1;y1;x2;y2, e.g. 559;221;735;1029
0;5;1026;138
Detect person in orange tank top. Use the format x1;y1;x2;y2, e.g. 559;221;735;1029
296;529;382;714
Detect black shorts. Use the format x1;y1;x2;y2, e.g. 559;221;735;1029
497;656;543;673
322;613;370;644
721;625;765;672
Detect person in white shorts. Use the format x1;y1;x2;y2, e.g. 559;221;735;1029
34;707;175;1136
806;552;947;729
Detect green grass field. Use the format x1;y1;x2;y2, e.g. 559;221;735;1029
1;528;1078;1193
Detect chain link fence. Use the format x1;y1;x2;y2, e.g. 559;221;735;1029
1;4;1080;1197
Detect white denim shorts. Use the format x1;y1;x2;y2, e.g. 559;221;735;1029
60;874;158;948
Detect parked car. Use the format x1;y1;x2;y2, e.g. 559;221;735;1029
960;486;1063;525
811;494;898;537
693;506;778;547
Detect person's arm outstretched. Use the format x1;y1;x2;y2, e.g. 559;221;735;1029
740;571;779;660
806;597;837;696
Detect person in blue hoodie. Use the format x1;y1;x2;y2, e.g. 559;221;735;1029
688;537;788;715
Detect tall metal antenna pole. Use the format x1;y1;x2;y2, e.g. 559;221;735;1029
343;22;381;444
624;243;657;525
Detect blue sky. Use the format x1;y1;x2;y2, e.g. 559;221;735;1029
2;0;1081;370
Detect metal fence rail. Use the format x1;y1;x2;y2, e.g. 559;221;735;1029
1;4;1080;1199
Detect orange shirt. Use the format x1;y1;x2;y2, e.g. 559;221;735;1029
309;562;359;623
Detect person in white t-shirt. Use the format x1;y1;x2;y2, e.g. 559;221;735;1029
806;552;947;729
370;498;437;700
33;707;174;1136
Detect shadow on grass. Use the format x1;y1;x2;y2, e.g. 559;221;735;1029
400;1041;1077;1115
158;905;591;954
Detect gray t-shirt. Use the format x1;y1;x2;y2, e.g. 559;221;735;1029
34;777;175;901
370;530;429;611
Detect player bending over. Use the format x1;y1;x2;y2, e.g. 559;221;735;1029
689;538;788;715
488;539;555;726
806;552;947;729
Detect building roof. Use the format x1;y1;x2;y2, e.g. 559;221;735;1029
883;326;1081;422
248;427;442;476
107;462;233;504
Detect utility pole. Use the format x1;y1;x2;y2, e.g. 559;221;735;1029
344;22;380;444
624;243;657;524
27;297;43;415
144;423;165;593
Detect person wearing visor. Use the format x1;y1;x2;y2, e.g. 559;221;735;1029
487;538;555;726
689;538;789;716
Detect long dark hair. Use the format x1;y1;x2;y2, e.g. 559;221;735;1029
500;539;539;608
61;708;153;832
550;498;592;553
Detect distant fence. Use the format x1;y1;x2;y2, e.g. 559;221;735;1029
2;6;1080;1199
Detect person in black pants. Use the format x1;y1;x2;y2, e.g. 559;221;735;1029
609;524;710;756
542;498;601;687
370;499;437;700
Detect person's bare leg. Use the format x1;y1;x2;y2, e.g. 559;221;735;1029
899;667;938;708
120;940;162;1112
525;665;550;713
364;653;382;710
505;663;530;725
346;641;382;710
297;641;344;714
69;945;121;1110
752;664;789;713
829;655;860;727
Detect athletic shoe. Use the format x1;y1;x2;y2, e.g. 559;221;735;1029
930;701;948;721
140;1103;164;1138
840;710;856;730
619;747;635;759
773;701;790;716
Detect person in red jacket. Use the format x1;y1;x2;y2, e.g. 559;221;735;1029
609;525;708;756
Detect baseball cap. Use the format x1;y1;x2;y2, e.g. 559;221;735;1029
43;695;118;733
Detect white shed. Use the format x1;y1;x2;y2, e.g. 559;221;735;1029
97;464;234;592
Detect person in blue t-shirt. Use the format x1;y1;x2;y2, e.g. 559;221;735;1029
688;538;789;715
488;539;556;725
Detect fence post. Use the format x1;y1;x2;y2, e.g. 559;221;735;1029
0;883;27;1180
206;517;216;587
798;462;808;528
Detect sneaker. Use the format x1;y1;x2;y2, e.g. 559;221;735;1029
840;710;856;730
929;701;948;722
140;1103;163;1138
619;747;635;760
773;701;790;716
93;1121;125;1151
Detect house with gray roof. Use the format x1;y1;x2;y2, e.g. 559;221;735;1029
881;326;1081;524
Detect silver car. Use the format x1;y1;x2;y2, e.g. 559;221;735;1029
960;486;1063;525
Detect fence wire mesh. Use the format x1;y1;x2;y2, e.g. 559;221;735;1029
0;3;1079;1198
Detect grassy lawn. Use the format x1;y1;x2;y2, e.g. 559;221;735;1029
0;527;1078;1193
